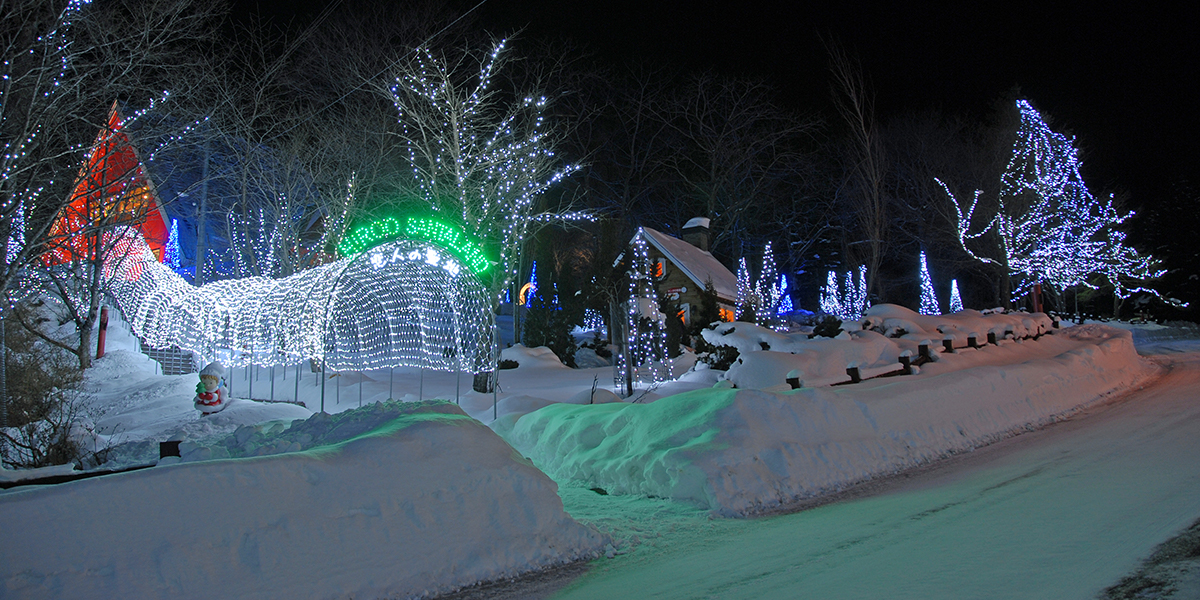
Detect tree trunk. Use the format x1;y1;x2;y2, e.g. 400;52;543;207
472;370;494;394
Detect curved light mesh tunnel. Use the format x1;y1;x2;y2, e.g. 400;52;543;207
105;228;493;373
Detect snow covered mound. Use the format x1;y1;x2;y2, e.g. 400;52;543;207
501;343;568;368
0;401;605;599
704;305;1057;389
503;325;1150;516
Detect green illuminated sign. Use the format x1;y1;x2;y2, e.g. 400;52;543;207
338;216;490;274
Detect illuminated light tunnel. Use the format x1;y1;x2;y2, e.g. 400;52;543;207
103;227;493;373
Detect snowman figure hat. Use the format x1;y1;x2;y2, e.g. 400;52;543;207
199;361;225;379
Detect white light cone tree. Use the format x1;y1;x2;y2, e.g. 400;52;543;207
919;251;939;315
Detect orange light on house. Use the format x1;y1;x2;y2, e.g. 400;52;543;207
719;307;735;322
45;102;169;266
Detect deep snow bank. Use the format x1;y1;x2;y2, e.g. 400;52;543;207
0;401;605;600
707;305;1056;389
503;325;1150;516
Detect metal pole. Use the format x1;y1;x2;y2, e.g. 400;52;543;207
320;361;326;413
336;370;341;405
294;361;300;404
358;371;362;407
389;366;393;400
248;364;253;401
455;370;460;405
1;314;7;429
270;365;275;402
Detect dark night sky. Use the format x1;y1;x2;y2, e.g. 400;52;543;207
238;0;1200;207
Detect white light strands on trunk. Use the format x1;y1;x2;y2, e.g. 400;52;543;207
919;251;939;315
939;99;1164;302
102;227;491;373
736;257;751;319
821;266;868;321
388;39;586;313
757;241;778;324
617;232;669;387
949;279;964;313
775;274;792;316
820;271;841;318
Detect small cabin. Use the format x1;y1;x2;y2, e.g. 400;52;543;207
625;218;738;326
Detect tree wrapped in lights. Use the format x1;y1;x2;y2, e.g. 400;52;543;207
949;279;964;313
939;99;1163;304
756;242;778;324
386;39;589;390
918;251;940;315
735;257;752;320
616;234;669;393
775;274;793;316
820;265;868;321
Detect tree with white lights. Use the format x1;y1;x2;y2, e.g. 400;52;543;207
735;257;753;321
820;265;868;321
939;99;1162;306
756;242;778;324
949;279;964;313
386;39;587;390
918;251;939;315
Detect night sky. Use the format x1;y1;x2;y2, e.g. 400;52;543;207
475;0;1199;204
236;0;1199;208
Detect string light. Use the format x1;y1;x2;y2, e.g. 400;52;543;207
102;228;491;373
949;279;964;313
388;38;589;325
165;218;180;270
820;265;868;321
616;232;668;389
756;241;778;324
735;257;751;319
919;251;939;315
939;99;1165;302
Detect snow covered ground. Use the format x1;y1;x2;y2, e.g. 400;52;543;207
0;305;1174;598
501;318;1151;515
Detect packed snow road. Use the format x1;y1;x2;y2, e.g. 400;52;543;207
519;340;1200;600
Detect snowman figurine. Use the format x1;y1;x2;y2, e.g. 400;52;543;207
194;361;230;415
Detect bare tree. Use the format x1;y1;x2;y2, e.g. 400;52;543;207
661;72;817;259
828;44;889;302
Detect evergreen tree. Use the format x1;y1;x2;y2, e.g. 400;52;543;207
919;251;940;315
949;279;965;313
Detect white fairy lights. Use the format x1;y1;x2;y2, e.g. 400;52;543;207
388;39;587;314
940;99;1164;302
616;232;669;388
820;265;868;321
103;228;491;373
919;251;939;315
949;279;964;313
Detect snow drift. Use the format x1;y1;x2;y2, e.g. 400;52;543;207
0;401;605;599
503;324;1151;516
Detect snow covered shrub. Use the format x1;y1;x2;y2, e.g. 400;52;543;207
693;323;740;370
809;315;844;339
522;294;578;368
1;304;89;469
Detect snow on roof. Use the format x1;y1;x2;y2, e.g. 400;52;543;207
683;217;710;229
635;227;737;302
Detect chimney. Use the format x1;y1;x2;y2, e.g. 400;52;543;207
681;217;711;252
